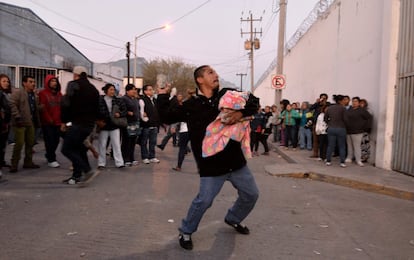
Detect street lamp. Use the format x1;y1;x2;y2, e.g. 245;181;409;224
133;25;169;86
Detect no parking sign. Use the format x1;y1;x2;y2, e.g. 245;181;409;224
271;75;286;89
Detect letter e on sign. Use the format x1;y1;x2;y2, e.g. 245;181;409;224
271;75;286;90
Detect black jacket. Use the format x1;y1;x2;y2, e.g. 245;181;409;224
140;95;160;128
157;88;259;177
61;77;99;126
344;107;372;134
0;90;11;126
98;95;127;130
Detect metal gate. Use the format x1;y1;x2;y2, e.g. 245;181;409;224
392;0;414;176
0;64;57;90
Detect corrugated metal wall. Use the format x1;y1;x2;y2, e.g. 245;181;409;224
392;0;414;175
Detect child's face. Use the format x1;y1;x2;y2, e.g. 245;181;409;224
221;107;234;113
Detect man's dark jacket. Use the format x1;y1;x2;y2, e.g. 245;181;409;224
141;95;160;128
157;88;259;177
61;77;99;126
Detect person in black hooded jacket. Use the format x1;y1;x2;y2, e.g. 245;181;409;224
157;65;259;251
61;66;99;185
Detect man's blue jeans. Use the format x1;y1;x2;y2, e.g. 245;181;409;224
179;165;259;234
140;127;158;159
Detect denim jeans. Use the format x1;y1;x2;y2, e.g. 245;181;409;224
42;125;61;163
61;124;93;179
140;127;158;159
179;165;259;234
298;126;312;150
326;127;347;163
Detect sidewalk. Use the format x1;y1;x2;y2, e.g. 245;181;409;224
265;143;414;201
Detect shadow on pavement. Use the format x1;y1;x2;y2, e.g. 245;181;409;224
109;228;236;260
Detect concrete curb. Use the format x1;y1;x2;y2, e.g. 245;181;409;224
267;171;414;201
273;145;297;163
269;143;414;201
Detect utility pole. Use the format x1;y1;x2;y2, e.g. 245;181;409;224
126;42;131;84
274;0;287;105
241;13;262;93
236;73;247;91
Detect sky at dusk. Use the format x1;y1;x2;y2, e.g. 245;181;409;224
2;0;319;89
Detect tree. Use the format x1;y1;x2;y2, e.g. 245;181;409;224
142;58;196;96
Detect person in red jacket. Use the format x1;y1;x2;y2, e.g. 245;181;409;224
39;75;62;168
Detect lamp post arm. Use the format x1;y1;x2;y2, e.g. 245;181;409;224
134;25;167;87
135;26;167;41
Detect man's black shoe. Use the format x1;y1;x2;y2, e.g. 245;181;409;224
156;145;164;151
225;219;250;235
179;233;193;250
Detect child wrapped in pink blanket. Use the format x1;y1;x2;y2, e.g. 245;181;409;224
202;90;252;158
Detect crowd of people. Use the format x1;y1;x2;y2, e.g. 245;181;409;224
0;65;374;251
0;68;374;180
249;93;373;168
0;67;167;184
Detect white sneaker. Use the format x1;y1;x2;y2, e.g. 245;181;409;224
48;161;60;168
340;163;347;168
132;161;139;166
357;161;364;167
345;158;352;163
68;179;77;185
326;162;331;166
143;159;150;164
125;162;132;167
150;158;160;163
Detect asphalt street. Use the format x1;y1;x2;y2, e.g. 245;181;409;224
1;139;414;259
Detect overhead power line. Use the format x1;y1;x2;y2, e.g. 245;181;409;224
170;0;212;25
29;0;124;43
0;8;123;49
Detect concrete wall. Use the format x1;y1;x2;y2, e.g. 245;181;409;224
254;0;400;169
0;3;91;73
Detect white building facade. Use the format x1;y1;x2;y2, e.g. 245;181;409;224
254;0;412;174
